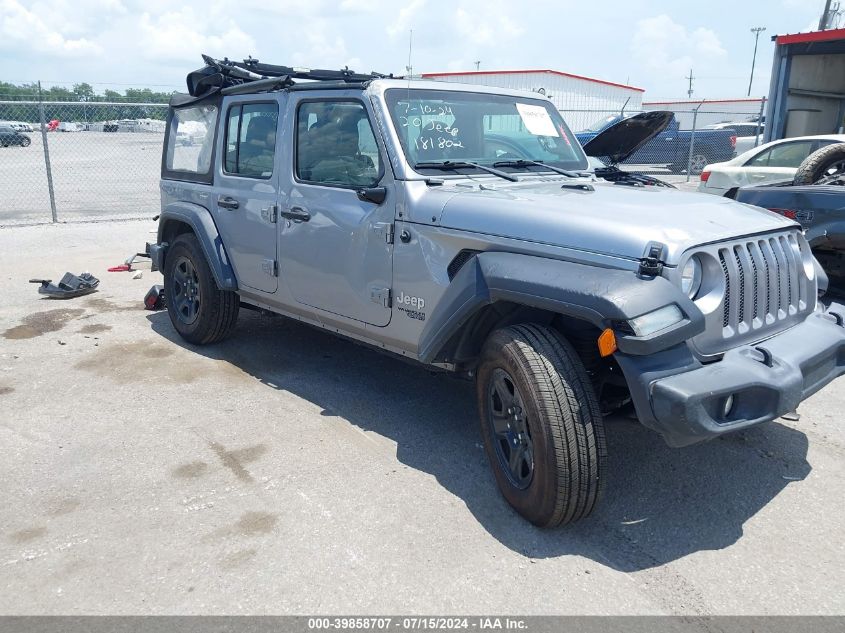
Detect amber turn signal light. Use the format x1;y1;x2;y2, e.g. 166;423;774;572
597;328;617;357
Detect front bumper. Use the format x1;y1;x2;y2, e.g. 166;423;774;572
616;302;845;447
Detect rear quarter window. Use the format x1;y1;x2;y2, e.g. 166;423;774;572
164;104;218;179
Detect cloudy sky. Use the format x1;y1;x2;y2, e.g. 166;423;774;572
0;0;830;99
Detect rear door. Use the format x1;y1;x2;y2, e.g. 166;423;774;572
277;93;394;326
213;96;284;294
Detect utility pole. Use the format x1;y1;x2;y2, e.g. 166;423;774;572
685;69;694;98
748;27;766;97
474;60;481;71
819;0;833;29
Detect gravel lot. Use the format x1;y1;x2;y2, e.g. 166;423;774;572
0;133;701;226
0;221;842;615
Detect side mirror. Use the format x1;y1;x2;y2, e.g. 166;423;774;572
356;186;387;205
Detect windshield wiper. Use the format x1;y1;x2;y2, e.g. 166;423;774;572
413;160;519;182
492;159;582;178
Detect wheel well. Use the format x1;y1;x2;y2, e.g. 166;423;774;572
443;302;602;367
160;219;194;245
444;302;629;413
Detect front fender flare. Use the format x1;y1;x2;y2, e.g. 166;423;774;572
417;252;704;363
156;202;238;291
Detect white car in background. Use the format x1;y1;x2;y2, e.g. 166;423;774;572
698;134;845;196
704;121;765;155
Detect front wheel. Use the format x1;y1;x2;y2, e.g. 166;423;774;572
476;324;607;527
19;137;31;147
163;233;239;345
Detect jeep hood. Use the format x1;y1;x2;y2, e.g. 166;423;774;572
433;180;795;265
581;111;673;165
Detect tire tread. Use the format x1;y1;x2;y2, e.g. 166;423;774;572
479;323;607;527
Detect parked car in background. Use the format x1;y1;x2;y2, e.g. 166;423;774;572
698;134;845;196
5;121;35;133
577;113;736;174
57;122;83;132
733;143;845;292
0;125;31;147
705;121;764;155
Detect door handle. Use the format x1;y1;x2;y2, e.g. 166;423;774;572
218;196;239;210
280;207;311;222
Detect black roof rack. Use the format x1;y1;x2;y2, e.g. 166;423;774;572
185;54;392;99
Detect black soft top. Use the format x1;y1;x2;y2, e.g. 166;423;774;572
170;54;392;106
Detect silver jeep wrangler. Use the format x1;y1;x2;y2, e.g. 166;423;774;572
150;56;845;527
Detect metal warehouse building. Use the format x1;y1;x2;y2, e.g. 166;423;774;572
642;98;766;128
765;28;845;141
421;70;644;131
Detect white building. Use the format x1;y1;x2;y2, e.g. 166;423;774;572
421;69;644;131
642;98;766;128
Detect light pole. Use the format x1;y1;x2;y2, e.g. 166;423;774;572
748;26;766;97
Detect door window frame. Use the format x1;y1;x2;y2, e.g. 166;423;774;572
222;99;280;180
293;97;385;190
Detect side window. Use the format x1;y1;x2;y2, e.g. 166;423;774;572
224;102;279;179
745;147;772;167
296;100;382;187
763;141;814;168
165;104;218;176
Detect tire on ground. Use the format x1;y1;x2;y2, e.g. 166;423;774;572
476;323;607;527
793;142;845;185
163;232;239;345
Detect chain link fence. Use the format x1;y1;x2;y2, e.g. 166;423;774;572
0;100;166;225
1;96;766;226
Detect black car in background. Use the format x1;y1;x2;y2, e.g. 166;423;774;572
0;125;32;147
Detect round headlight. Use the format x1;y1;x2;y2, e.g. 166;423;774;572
681;256;703;299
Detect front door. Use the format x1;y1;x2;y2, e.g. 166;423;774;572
278;95;394;326
213;96;282;293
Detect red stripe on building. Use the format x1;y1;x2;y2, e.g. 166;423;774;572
421;69;645;93
774;28;845;45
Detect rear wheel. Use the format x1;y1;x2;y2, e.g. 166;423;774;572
19;137;31;147
476;324;607;527
164;233;239;345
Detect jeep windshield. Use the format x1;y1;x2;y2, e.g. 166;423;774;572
384;88;588;175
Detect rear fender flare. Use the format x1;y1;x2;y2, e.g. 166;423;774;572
417;251;704;363
155;202;238;291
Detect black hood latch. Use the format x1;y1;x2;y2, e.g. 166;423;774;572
638;242;666;277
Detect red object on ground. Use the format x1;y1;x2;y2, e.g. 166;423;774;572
107;264;132;272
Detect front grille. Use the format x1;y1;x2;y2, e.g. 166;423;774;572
716;233;810;341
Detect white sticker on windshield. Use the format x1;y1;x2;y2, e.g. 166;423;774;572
516;103;558;136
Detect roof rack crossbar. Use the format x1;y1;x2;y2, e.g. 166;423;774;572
185;54;393;99
206;55;390;84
